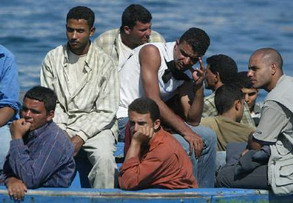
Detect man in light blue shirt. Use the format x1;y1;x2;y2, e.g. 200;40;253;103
0;44;21;172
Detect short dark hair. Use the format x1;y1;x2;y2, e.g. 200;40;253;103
120;4;152;32
24;86;57;112
237;71;253;88
128;97;160;122
206;54;238;84
215;84;244;115
67;6;95;28
179;27;210;57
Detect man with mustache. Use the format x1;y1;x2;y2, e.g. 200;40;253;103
118;27;217;188
2;86;75;200
40;6;119;189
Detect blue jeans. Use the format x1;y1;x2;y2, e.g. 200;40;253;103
118;117;129;142
0;125;11;170
172;125;217;188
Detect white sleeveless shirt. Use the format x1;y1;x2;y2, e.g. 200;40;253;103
117;42;189;118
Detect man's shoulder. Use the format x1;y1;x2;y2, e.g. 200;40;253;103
149;30;165;43
43;122;73;146
45;44;66;57
95;28;119;44
0;45;14;59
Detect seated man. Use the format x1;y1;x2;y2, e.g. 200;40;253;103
41;6;119;188
203;54;255;128
119;97;197;190
2;86;75;200
201;84;256;169
0;44;21;173
201;84;256;151
119;27;216;188
237;71;262;126
95;4;165;72
216;48;293;195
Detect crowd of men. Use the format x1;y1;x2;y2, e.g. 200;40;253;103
1;4;293;200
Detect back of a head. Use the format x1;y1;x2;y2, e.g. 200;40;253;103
215;84;244;115
24;86;57;112
237;71;253;88
207;54;238;84
179;27;210;57
120;4;152;31
67;6;95;28
128;97;160;122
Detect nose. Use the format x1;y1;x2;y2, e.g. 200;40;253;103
71;30;78;39
146;28;151;37
244;93;249;102
23;110;31;118
183;56;192;66
247;70;253;77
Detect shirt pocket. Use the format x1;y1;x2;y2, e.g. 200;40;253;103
275;158;293;186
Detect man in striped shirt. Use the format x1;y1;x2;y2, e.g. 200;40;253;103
3;86;75;201
40;6;119;188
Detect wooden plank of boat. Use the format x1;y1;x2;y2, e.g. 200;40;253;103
1;186;293;202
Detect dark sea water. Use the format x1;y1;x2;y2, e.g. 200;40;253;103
1;0;293;101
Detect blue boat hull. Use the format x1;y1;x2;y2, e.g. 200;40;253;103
1;186;293;202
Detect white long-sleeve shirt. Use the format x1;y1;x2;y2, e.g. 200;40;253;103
40;43;119;142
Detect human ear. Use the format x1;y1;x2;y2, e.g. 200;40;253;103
124;26;131;34
46;110;55;121
153;119;161;132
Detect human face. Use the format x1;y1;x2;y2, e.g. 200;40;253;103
21;98;54;131
126;21;151;48
204;65;217;90
174;41;200;71
241;88;258;111
66;18;95;55
129;111;159;136
247;54;273;91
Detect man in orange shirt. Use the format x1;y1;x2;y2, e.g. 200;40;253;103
119;97;197;190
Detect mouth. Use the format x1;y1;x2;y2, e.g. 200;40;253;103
69;41;79;47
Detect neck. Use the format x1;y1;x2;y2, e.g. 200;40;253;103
120;32;136;49
265;73;283;92
221;111;239;123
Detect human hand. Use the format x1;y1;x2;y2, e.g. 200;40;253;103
191;57;205;87
241;149;249;157
184;132;204;158
10;118;31;140
6;177;27;201
132;126;154;145
71;135;85;156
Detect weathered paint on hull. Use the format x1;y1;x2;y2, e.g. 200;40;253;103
1;187;293;202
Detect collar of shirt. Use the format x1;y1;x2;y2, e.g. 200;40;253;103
63;42;93;73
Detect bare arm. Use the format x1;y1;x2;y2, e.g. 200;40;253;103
0;107;15;127
139;45;203;157
179;58;205;126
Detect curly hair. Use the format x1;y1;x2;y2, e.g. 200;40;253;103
67;6;95;28
120;4;152;32
179;27;210;56
128;97;160;122
206;54;238;84
24;86;57;112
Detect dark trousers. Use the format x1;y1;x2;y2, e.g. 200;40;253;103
216;161;269;189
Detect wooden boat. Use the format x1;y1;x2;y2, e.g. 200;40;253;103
1;142;293;202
